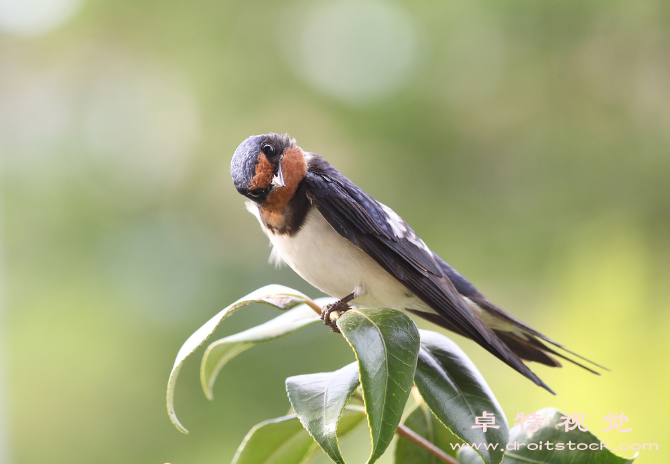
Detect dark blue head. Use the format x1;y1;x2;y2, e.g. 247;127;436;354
231;133;295;203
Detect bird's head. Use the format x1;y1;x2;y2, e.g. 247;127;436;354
231;133;305;205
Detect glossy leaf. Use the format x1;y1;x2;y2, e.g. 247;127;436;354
202;298;333;400
286;362;360;464
395;402;463;464
167;285;313;433
232;408;366;464
458;407;638;464
337;308;420;464
414;330;507;464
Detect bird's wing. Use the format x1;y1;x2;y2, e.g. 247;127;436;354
303;156;552;391
432;246;606;373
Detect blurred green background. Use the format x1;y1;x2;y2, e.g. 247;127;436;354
1;0;669;462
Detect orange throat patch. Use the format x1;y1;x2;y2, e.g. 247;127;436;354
258;147;307;232
249;153;274;190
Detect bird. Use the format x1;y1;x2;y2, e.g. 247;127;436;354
230;133;604;394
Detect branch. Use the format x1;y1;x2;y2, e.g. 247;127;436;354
396;424;460;464
303;297;324;315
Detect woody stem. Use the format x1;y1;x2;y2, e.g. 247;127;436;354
350;392;457;464
303;297;324;315
395;424;460;464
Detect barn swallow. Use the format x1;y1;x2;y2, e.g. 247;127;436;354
230;133;604;393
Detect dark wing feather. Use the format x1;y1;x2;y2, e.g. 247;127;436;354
303;156;553;393
433;253;606;373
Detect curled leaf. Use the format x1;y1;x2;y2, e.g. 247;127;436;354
202;298;333;400
166;285;311;433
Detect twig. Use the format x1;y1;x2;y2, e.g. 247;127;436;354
396;424;460;464
303;297;324;315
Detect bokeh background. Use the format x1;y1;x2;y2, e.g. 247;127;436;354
1;0;669;462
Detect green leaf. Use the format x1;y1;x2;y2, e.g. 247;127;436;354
232;408;366;464
459;407;638;464
395;402;463;464
413;330;507;464
337;308;420;464
167;285;313;433
202;298;334;400
286;362;360;464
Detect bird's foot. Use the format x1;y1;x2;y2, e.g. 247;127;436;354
320;293;355;333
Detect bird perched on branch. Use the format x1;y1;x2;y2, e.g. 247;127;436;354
230;133;604;393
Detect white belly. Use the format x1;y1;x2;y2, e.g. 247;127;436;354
256;205;426;310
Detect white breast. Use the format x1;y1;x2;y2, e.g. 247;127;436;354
247;202;430;311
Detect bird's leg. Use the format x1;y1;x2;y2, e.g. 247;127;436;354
320;292;356;333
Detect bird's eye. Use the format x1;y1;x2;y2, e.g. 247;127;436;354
248;189;263;198
261;144;275;156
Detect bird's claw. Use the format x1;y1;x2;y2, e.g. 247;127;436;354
320;301;351;333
